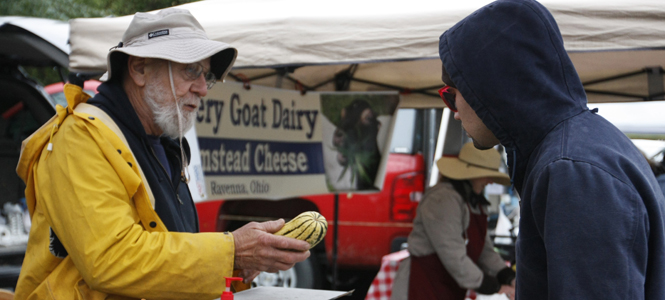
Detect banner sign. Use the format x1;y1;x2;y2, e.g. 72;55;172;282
196;82;326;200
319;92;399;191
195;82;399;201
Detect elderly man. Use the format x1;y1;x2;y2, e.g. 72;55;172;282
438;0;665;299
15;8;309;299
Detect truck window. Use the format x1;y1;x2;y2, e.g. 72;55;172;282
390;108;425;154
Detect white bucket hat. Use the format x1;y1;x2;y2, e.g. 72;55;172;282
436;142;511;186
104;8;237;82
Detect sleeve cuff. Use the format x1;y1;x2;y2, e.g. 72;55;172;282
497;267;516;285
475;273;500;295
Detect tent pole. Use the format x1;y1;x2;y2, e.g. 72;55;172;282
647;67;664;100
584;89;647;100
350;77;439;97
332;192;339;290
582;69;646;86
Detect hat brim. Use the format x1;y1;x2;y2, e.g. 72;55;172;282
436;156;511;186
105;37;237;82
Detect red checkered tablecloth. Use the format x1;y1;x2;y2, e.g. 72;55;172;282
364;250;483;300
365;249;409;300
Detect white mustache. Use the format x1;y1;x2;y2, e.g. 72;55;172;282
179;97;200;108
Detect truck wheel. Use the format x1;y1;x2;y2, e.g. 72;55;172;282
251;255;322;289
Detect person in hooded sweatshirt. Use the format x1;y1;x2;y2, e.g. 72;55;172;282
437;0;665;299
15;8;310;299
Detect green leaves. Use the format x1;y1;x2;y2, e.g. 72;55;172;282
0;0;199;21
333;130;380;187
0;0;109;20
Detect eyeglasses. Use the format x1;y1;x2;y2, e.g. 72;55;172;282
183;62;216;90
438;85;457;112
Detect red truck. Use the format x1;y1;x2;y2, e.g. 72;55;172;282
195;107;446;289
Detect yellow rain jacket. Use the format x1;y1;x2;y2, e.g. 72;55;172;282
15;84;234;299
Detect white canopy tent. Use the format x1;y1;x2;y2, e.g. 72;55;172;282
68;0;665;106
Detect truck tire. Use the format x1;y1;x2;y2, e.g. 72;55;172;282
251;255;322;289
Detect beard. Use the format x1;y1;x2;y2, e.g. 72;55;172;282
144;81;198;139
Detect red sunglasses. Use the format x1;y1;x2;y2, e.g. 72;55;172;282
438;86;457;112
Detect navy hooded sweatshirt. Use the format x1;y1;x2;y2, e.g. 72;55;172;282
439;0;665;299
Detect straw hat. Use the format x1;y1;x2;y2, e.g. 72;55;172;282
104;8;237;82
436;143;511;186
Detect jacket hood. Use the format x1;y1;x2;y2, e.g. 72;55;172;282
91;82;147;140
17;84;91;215
439;0;587;166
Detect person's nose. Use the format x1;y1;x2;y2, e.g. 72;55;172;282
191;74;208;97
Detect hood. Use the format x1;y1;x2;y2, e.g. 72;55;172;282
17;84;90;215
439;0;588;165
89;82;147;140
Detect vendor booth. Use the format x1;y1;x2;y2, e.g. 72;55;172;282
65;0;665;298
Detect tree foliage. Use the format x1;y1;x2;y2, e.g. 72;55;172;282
0;0;199;21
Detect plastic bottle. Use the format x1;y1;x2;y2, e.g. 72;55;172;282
221;277;244;300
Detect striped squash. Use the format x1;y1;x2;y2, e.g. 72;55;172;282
274;211;328;248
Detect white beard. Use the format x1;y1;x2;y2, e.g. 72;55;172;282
144;82;198;139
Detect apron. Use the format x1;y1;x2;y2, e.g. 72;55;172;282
408;203;487;300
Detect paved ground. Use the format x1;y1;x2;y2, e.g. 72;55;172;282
327;268;379;300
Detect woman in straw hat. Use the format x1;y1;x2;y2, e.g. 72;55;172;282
391;143;516;300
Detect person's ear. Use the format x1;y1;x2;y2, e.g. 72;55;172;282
126;56;147;87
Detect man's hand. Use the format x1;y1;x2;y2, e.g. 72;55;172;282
232;219;311;273
237;269;261;284
498;285;515;300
